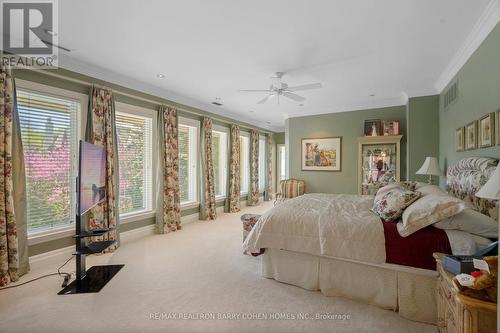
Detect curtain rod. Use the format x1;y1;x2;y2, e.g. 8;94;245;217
24;67;272;135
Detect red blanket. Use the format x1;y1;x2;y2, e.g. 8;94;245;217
383;221;451;270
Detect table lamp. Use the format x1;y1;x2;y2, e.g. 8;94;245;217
416;157;444;184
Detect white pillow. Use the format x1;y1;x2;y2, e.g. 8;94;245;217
418;184;447;196
397;194;466;237
433;209;498;238
375;183;401;198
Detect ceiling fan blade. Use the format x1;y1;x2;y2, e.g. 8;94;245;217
257;95;274;104
238;89;271;93
287;83;322;92
283;92;305;102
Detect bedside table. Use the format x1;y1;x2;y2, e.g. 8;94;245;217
434;253;497;333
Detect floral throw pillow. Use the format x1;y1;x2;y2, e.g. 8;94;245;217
372;189;421;222
399;181;418;191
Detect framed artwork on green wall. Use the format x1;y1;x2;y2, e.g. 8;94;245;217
465;121;477;150
456;127;465;152
479;112;495;148
302;137;342;171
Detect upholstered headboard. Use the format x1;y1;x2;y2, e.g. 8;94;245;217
446;157;499;220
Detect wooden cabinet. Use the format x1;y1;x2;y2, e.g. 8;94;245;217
434;253;497;333
357;135;402;195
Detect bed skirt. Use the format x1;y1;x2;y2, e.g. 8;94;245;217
261;248;437;324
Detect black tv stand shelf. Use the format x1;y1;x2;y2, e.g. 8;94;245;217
73;227;115;238
73;240;117;255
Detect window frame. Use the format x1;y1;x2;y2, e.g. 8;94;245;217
258;135;266;193
239;131;250;195
115;102;157;223
15;79;87;244
277;144;286;188
212;124;229;201
178;116;200;208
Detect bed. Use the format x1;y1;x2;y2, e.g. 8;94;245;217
242;157;499;324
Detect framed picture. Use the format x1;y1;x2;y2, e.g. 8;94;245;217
465;121;477;150
302;137;342;171
497;109;500;146
479;113;495;148
456;127;465;152
382;120;400;136
364;119;381;137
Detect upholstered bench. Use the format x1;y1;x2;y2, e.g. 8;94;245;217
241;214;261;242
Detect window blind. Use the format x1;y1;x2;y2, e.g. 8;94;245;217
17;89;80;233
178;122;198;204
239;135;249;194
116;112;152;215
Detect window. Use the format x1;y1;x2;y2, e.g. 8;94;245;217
116;108;153;217
17;88;81;234
258;136;266;192
212;126;228;198
179;118;199;205
277;144;286;183
239;134;249;194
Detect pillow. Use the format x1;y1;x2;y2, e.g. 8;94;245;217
433;209;498;238
375;183;401;198
418;184;448;197
399;181;418;191
470;234;494;251
372;188;421;222
397;194;466;237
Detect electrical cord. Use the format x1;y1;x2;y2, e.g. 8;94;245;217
0;256;73;291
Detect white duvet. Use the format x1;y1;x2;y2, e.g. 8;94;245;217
243;193;387;264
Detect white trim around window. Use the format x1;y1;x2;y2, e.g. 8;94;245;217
212;124;229;201
178;116;200;207
115;102;157;224
239;131;250;195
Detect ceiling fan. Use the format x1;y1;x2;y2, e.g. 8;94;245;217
238;72;322;104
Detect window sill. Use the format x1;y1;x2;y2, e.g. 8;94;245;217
181;201;199;210
215;196;226;203
28;225;75;246
120;210;156;224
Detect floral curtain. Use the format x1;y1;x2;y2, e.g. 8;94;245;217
248;129;259;206
0;64;29;286
225;124;241;213
156;105;181;233
199;117;216;220
85;86;119;251
265;134;273;201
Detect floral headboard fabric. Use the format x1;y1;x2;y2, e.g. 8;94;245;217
446;157;498;220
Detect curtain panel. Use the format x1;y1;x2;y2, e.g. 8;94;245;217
265;134;273;201
85;86;120;251
248;129;259;206
156;105;181;233
225;124;241;213
0;64;29;286
199;117;216;220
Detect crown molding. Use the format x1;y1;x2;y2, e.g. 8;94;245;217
434;0;500;93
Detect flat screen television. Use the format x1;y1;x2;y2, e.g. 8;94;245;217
78;140;106;216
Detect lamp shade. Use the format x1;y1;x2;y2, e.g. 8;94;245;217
476;166;500;200
416;157;444;176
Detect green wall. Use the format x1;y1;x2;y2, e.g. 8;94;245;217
286;105;407;194
439;22;500;187
406;95;440;184
274;132;285;145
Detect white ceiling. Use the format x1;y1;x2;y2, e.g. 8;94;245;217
56;0;499;131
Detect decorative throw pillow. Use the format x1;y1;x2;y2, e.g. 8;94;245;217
372;188;421;222
397;194;466;237
433;208;498;238
418;184;448;197
375;183;401;198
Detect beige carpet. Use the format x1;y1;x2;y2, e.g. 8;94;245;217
0;202;437;333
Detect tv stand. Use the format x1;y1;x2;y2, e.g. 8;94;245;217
58;210;124;295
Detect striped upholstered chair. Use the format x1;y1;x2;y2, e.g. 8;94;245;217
274;178;305;205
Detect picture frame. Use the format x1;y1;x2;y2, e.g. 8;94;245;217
382;120;401;136
364;119;381;136
302;137;342;171
497;109;500;146
478;112;495;148
456;127;465;152
465;121;477;151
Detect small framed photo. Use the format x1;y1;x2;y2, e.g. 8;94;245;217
465;121;477;150
479;112;495;148
364;119;381;136
382;120;400;136
456;127;465;152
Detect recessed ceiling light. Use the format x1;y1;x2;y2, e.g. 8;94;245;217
266;121;271;124
369;94;375;97
157;74;165;79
